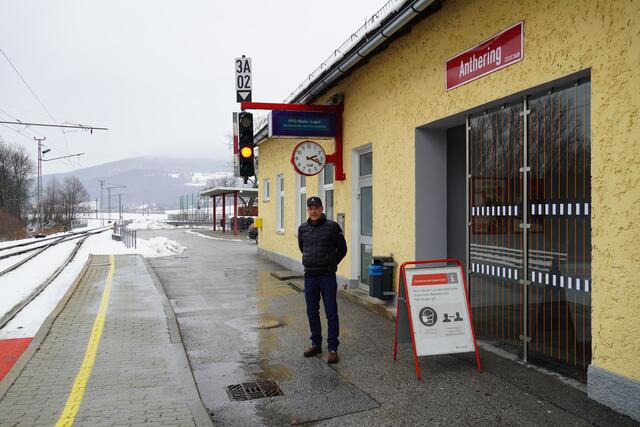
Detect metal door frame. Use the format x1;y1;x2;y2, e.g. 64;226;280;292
466;97;531;362
351;144;373;290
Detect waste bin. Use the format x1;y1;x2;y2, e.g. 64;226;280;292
368;256;396;300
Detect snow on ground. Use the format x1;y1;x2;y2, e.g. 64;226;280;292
127;217;175;230
0;226;186;339
0;240;78;333
185;229;244;242
0;251;35;272
137;237;186;257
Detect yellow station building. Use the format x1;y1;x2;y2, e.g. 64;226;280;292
253;0;639;419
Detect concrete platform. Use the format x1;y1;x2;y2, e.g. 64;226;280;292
0;254;212;427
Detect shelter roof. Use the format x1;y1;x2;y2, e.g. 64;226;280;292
199;187;258;197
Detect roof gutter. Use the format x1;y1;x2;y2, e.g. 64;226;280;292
294;0;438;105
255;0;440;143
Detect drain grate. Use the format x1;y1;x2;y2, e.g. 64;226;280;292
226;380;284;401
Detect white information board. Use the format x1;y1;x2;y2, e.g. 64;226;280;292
235;56;252;102
404;266;475;356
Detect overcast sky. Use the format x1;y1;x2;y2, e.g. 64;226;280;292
0;0;379;174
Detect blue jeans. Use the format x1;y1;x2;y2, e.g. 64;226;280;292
304;272;339;352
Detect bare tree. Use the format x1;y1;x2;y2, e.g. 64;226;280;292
43;177;61;225
0;139;34;220
204;173;257;215
9;145;34;218
205;174;243;189
60;176;89;225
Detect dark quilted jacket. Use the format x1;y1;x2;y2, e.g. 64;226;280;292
297;214;347;274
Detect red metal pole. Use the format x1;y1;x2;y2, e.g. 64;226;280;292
334;110;346;181
222;194;226;233
240;101;342;113
233;191;238;236
393;267;404;361
212;196;216;231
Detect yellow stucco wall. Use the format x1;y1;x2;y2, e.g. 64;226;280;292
258;138;336;269
258;0;640;381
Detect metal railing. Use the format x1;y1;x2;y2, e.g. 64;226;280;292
167;213;213;222
112;222;137;249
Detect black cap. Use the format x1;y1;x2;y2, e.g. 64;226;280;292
306;196;323;207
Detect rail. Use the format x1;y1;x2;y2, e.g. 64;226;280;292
0;227;111;275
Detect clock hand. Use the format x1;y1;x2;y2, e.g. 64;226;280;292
307;157;322;165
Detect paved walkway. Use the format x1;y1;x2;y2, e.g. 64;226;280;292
0;254;211;427
144;229;638;427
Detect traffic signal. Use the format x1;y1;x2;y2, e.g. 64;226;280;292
238;111;255;182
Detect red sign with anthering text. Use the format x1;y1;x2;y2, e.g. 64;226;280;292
445;21;524;91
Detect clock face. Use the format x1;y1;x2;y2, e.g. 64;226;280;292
291;141;326;176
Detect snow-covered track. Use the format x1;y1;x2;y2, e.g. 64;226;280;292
0;226;111;254
0;227;111;271
0;230;106;330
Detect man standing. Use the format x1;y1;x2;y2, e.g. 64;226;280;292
298;196;347;364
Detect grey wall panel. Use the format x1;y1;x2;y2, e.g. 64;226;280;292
447;125;467;267
415;128;447;260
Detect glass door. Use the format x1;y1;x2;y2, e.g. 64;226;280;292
468;80;592;375
469;102;525;353
526;82;591;375
358;151;373;290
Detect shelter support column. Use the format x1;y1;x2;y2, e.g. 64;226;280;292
222;194;226;233
233;191;238;236
212;196;216;231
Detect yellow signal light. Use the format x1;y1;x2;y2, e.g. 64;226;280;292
240;146;253;158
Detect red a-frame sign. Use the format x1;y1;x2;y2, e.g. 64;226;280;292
394;258;482;379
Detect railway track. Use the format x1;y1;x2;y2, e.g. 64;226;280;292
0;226;111;266
0;227;110;330
0;226;111;254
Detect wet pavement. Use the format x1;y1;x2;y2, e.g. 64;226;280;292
144;229;637;426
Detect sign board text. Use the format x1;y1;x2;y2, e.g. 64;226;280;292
404;266;475;356
445;21;523;91
235;56;252;102
269;110;336;138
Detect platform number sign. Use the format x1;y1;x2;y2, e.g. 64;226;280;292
235;56;252;102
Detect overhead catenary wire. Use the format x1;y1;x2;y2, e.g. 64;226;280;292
0;47;56;122
0;47;87;156
0;111;67;160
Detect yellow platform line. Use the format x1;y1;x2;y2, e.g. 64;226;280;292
55;255;115;427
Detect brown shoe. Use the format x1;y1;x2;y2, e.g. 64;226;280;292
303;346;322;357
327;351;339;364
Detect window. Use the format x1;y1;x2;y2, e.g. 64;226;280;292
319;164;334;220
263;179;270;201
297;175;306;227
276;174;284;232
359;152;372;176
